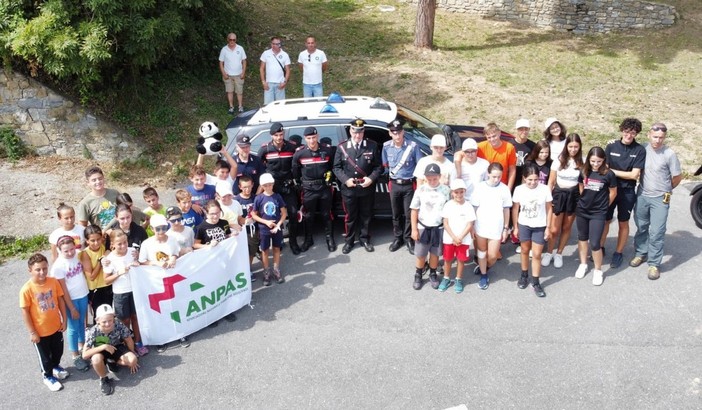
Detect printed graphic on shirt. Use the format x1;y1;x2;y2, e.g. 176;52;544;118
156;251;170;262
35;290;57;312
97;200;116;228
583;177;605;192
521;199;539;219
205;227;228;242
263;201;278;217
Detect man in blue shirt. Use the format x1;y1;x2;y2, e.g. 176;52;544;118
382;119;423;254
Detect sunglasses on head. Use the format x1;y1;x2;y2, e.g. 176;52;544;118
651;126;667;132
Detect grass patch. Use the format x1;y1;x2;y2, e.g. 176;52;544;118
0;127;30;160
0;235;49;263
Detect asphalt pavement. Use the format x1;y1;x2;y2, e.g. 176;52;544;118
1;184;701;409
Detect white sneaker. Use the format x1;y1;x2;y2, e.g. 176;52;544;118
592;269;604;286
52;366;69;380
43;376;63;392
575;263;588;279
516;246;521;254
541;253;552;267
553;253;563;268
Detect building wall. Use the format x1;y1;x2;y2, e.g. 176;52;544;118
0;70;143;161
410;0;676;33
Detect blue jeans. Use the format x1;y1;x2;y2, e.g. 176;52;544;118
633;194;669;267
263;82;286;104
303;82;323;98
67;295;88;352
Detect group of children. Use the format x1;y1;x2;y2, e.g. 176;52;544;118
20;162;291;395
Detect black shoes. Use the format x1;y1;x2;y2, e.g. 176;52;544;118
532;282;546;297
413;273;423;290
389;239;403;252
224;312;237;322
326;236;337;252
406;240;415;255
300;239;313;252
360;240;374;252
342;242;354;254
517;274;529;289
429;273;440;289
100;376;114;395
290;242;302;255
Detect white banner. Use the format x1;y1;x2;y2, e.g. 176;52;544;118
131;236;251;345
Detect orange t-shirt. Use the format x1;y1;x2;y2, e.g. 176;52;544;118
478;141;517;184
19;277;64;337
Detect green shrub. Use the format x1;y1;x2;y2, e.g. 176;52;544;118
0;127;28;160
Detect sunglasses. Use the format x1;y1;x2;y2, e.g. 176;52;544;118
228;38;236;42
154;226;169;233
651;126;667;132
169;217;183;224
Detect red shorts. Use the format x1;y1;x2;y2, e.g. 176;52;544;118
443;243;470;262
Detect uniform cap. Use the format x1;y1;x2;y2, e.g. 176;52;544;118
350;119;366;132
387;119;404;132
259;173;275;185
424;163;441;176
236;134;251;146
430;134;446;147
270;122;284;134
303;126;318;136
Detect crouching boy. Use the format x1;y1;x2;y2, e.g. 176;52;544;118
82;304;139;396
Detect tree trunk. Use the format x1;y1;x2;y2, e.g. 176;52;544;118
414;0;436;49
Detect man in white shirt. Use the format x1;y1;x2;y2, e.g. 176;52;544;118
297;36;328;98
259;36;291;104
218;33;247;114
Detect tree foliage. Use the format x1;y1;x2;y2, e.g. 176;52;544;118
0;0;244;97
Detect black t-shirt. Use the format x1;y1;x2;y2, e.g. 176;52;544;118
194;220;231;244
510;139;536;188
577;170;617;218
605;140;646;189
105;222;147;250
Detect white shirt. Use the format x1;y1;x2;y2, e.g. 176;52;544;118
414;156;457;185
138;236;181;264
50;255;89;299
471;181;512;240
459;157;489;200
551;158;580;189
297;49;327;84
441;200;476;246
167;226;195;250
260;49;290;83
103;250;136;294
512;183;553;228
219;44;247;76
550;139;566;160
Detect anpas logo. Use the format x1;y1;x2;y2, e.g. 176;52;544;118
148;273;248;323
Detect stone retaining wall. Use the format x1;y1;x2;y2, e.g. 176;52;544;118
0;70;143;161
410;0;676;33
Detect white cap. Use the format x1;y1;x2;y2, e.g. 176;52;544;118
515;118;530;129
150;214;168;227
95;304;115;319
430;134;446;147
216;181;234;197
259;173;275;185
544;118;559;131
461;138;478;151
449;179;467;191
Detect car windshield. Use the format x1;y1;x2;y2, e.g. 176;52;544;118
395;105;445;147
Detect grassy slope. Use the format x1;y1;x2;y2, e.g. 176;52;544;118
109;0;701;182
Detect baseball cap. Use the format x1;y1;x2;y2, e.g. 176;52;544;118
303;126;318;136
430;134;446;147
349;119;366;132
515;118;530;129
95;304;115;320
424;163;441;176
544;118;560;131
270;122;284;134
259;173;275;185
387;119;404;131
236;134;251;146
165;206;182;219
461;138;478;151
450;179;467;191
150;214;168;228
216;181;234;197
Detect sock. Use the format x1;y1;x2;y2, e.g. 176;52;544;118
532;276;540;285
429;268;436;275
521;270;528;277
415;267;423;275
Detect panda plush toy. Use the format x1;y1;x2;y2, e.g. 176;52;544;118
196;121;223;155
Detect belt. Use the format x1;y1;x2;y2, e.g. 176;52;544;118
302;179;325;186
391;178;414;185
